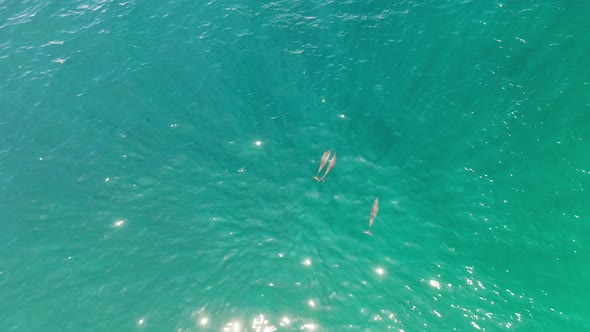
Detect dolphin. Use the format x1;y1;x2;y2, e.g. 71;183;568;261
364;197;379;236
313;149;332;182
321;153;337;180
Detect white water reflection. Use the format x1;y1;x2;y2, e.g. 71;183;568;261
301;323;317;330
251;314;276;332
429;279;441;290
279;316;290;327
374;266;385;275
189;312;321;331
222;320;240;332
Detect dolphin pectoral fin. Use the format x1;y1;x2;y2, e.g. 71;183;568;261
363;230;373;236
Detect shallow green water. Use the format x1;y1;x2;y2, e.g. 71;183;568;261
1;0;590;331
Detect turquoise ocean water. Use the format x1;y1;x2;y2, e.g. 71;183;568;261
1;0;590;330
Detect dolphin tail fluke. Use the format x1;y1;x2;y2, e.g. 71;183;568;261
363;230;373;236
312;176;324;182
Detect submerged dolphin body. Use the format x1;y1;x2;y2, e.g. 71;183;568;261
364;197;379;236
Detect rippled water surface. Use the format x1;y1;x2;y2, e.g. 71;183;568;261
1;0;590;331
